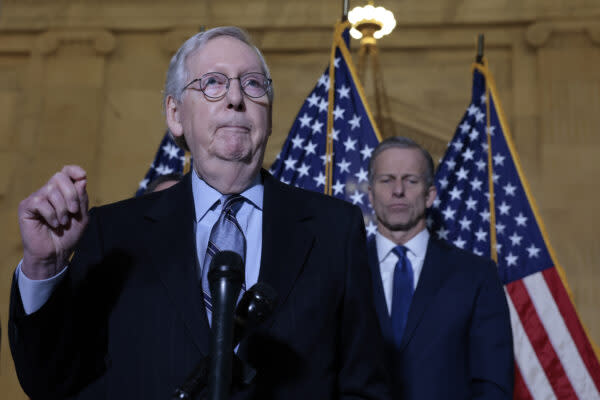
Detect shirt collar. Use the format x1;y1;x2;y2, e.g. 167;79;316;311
375;228;430;262
191;168;264;222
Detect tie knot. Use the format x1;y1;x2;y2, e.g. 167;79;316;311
221;194;244;215
392;245;408;259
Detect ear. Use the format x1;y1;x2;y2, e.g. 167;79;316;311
165;95;184;138
425;184;437;208
368;183;373;206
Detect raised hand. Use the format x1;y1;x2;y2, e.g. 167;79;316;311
18;165;89;280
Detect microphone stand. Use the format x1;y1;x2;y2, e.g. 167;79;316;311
207;251;244;400
172;270;278;399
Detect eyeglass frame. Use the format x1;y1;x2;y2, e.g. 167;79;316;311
181;71;273;99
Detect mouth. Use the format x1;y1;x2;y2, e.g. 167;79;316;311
217;123;251;133
388;203;409;211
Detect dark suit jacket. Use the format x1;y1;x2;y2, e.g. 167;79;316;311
9;171;390;400
367;235;513;400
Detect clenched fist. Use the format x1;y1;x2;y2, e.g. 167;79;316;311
18;165;89;280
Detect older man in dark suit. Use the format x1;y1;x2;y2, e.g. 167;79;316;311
9;26;390;400
366;136;514;399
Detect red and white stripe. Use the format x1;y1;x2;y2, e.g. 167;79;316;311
505;268;600;399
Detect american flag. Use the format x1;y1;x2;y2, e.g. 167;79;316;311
135;132;188;197
269;21;381;235
428;60;600;399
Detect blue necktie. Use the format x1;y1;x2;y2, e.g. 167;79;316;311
201;194;246;325
391;245;414;349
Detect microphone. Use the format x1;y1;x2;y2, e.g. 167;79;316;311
233;282;278;346
207;251;244;400
172;282;278;400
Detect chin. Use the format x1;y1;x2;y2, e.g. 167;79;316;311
387;219;418;232
216;149;253;163
213;142;250;159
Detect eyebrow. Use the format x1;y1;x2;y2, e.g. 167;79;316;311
376;173;421;178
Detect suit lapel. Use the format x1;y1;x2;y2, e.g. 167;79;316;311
399;238;454;351
367;237;393;343
145;173;210;354
258;172;315;322
143;171;317;352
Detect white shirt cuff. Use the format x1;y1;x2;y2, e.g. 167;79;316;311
16;260;68;315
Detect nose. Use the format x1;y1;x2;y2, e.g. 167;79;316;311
392;180;405;196
226;77;245;111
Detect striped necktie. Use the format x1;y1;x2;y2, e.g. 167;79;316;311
391;245;414;349
201;194;246;325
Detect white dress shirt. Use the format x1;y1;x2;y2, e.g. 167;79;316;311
375;228;430;315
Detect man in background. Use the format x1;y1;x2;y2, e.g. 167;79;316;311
367;136;513;399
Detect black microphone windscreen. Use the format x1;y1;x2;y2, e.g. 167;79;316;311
233;282;278;345
247;282;278;306
208;250;244;283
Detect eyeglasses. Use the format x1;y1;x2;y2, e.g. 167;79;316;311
182;72;272;99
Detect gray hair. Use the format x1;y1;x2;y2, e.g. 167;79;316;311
163;26;273;151
368;136;435;187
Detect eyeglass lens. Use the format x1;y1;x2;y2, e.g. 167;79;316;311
198;72;269;98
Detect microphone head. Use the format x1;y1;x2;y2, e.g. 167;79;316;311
236;282;278;326
207;250;244;284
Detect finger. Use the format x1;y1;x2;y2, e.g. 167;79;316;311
25;194;60;229
50;171;82;215
61;165;87;182
46;182;70;226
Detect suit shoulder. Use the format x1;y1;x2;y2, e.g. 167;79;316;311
430;237;497;272
90;191;159;219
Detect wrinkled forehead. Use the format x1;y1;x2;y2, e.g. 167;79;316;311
185;36;265;76
375;147;428;175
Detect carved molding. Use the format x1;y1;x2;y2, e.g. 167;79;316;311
34;29;116;56
0;25;517;56
0;34;35;54
587;26;600;44
526;20;600;48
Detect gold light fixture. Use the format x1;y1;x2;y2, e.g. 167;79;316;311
348;2;396;45
347;1;397;138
